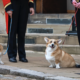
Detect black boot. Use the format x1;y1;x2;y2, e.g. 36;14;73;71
19;58;28;62
9;57;17;63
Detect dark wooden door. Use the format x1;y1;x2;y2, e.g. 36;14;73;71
36;0;41;13
43;0;67;13
36;0;43;13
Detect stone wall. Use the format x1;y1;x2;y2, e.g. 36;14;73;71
0;0;6;34
67;0;75;11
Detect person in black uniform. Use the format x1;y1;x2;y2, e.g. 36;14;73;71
2;0;34;62
71;0;80;68
72;0;80;45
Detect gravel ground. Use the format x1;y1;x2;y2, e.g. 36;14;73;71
0;74;37;80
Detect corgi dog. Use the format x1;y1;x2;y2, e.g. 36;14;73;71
44;37;80;69
0;44;4;64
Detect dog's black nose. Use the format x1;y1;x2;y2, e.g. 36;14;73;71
52;44;54;47
51;44;55;48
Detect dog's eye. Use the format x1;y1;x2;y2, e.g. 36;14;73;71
54;41;56;44
50;41;52;43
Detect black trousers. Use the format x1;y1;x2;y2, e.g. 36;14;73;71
76;9;80;45
8;0;29;59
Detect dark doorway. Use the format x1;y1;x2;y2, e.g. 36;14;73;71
43;0;67;13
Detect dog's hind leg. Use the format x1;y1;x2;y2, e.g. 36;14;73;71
48;60;55;68
55;60;60;69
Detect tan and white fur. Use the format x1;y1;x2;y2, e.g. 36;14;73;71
0;44;4;65
44;37;76;69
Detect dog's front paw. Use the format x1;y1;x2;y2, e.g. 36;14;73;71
0;61;4;65
56;64;60;69
56;66;60;69
49;65;54;68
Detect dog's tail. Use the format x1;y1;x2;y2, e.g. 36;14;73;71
75;63;80;68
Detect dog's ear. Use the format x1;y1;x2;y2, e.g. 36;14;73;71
57;39;62;44
44;37;49;43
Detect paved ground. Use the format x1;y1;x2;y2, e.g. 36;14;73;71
1;52;80;80
0;74;36;80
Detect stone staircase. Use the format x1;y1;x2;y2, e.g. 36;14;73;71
27;14;75;34
0;33;80;54
0;14;79;54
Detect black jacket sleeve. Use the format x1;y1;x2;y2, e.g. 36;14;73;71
29;0;34;8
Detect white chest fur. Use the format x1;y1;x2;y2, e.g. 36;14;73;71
45;47;55;61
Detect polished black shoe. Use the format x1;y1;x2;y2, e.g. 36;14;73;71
76;64;80;68
9;57;17;63
19;58;28;62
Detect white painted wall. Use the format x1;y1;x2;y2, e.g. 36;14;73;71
67;0;75;10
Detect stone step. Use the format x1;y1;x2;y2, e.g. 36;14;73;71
27;24;73;34
29;14;74;19
0;74;36;80
1;43;80;54
28;14;74;24
0;34;78;45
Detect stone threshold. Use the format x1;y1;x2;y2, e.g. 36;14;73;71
0;65;77;80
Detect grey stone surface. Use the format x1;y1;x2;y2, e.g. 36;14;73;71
0;74;37;80
0;65;78;80
10;69;53;80
0;68;10;74
45;76;78;80
0;65;19;74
